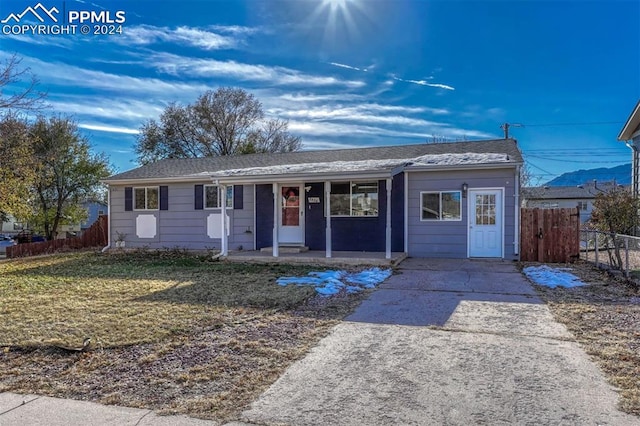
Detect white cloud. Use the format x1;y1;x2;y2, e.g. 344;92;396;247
3;53;210;99
148;53;365;88
48;97;164;122
300;140;363;151
393;76;455;91
329;62;366;72
119;25;239;50
268;105;447;127
287;119;492;141
78;123;140;135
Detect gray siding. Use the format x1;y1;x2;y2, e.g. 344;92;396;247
109;183;255;251
407;168;518;259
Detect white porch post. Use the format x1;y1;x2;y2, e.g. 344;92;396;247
272;183;279;257
403;172;409;254
221;184;228;256
385;178;392;259
325;181;332;258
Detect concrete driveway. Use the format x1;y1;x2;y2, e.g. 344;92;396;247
242;258;639;425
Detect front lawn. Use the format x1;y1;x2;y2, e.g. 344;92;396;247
531;261;640;416
0;251;368;421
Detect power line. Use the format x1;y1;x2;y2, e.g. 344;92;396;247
525;154;629;164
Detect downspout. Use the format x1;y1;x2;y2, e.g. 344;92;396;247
514;165;520;257
101;184;111;252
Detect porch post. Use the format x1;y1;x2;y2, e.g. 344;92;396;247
221;184;228;256
325;181;331;258
272;183;279;257
385;178;392;259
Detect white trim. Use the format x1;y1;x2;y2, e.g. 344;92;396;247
278;183;305;245
403;172;408;254
220;184;228;256
272;183;279;257
132;186;160;211
618;101;640;141
325;181;331;258
514;166;520;256
252;184;257;251
385;178;392;259
203;184;234;209
327;180;380;217
102;185;111;252
467;187;505;258
419;191;463;222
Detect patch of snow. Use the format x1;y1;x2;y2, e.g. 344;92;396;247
523;265;586;288
277;267;392;296
207;153;511;178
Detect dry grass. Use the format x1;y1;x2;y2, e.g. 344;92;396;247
0;251;370;421
529;260;640;416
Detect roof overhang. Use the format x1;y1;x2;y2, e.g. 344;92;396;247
213;169;396;185
403;162;521;173
618;100;640;141
102;176;213;186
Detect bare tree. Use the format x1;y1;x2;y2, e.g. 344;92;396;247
242;118;301;154
135;88;301;165
0;54;47;111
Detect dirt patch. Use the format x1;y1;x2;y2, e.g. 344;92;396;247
527;260;640;416
0;252;373;422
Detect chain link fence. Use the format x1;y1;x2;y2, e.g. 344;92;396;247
581;228;640;278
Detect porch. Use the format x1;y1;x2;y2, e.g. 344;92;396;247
225;250;408;267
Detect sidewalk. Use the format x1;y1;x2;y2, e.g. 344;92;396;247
0;393;235;426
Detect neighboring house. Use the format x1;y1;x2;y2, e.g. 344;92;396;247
618;100;640;195
55;201;108;238
81;201;107;231
0;215;24;235
103;139;523;259
521;182;624;223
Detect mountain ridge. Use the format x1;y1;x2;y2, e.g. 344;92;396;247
545;164;631;186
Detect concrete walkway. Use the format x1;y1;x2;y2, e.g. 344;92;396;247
0;393;219;425
242;258;640;425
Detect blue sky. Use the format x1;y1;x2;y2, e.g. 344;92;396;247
1;0;639;184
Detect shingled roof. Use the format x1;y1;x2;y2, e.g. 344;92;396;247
105;138;523;183
522;182;627;200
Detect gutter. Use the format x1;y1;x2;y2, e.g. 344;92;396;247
101;184;111;253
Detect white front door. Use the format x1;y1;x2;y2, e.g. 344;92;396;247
468;189;503;257
278;185;305;245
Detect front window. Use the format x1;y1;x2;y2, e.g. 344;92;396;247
330;182;379;217
421;191;461;221
134;187;159;210
205;185;233;209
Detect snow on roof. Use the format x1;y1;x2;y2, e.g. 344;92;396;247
208;152;511;178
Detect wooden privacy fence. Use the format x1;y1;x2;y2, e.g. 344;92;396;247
6;215;108;258
520;208;580;263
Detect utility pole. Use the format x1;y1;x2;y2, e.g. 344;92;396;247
500;123;524;139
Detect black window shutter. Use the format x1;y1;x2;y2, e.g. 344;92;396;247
194;185;203;210
124;187;132;211
234;185;243;210
159;186;168;210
